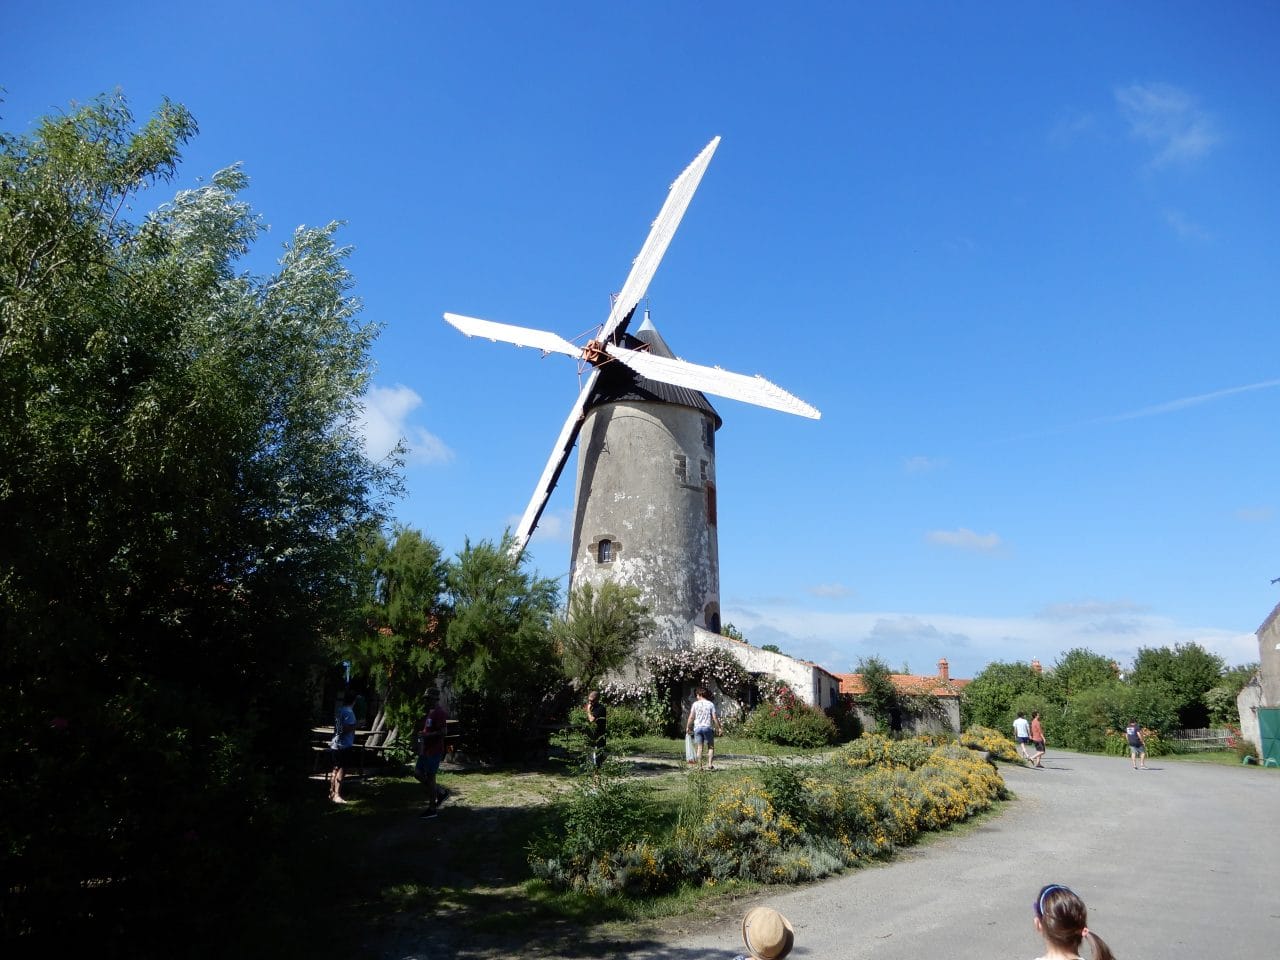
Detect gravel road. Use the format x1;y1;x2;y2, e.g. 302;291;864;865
648;751;1279;960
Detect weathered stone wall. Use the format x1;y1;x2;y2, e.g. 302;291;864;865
1256;605;1280;707
691;627;842;709
571;400;719;656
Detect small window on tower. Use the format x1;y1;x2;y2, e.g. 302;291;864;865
673;454;687;483
703;418;715;449
597;539;614;563
706;482;717;526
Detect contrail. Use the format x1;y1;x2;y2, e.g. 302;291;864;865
1099;378;1280;423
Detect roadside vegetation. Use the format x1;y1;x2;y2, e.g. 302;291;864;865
297;725;1016;956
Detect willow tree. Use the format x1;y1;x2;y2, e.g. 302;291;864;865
0;94;395;944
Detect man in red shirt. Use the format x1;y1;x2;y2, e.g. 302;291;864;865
414;687;449;819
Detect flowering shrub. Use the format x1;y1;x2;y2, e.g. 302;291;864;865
959;725;1022;762
740;685;839;747
531;734;1007;896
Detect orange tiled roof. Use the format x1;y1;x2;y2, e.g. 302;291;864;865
834;672;969;698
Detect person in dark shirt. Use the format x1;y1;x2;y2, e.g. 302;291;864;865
586;690;607;770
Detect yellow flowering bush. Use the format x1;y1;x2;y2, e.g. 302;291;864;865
960;725;1022;762
532;734;1008;896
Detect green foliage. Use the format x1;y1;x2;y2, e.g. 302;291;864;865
552;580;654;690
961;661;1046;730
1049;648;1119;702
1;94;395;945
444;535;561;758
528;762;659;890
826;693;864;742
854;655;897;730
1103;726;1172;757
334;526;448;735
530;734;1006;897
602;703;652;738
1129;642;1225;729
1057;683;1179;751
740;686;839;748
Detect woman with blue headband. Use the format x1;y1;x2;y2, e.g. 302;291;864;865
1031;884;1116;960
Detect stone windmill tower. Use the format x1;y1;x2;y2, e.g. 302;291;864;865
443;138;819;656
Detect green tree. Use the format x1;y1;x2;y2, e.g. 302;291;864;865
1128;643;1225;728
1048;647;1119;703
552;580;654;690
1205;662;1259;727
337;526;449;739
0;95;394;943
443;535;561;756
855;655;898;731
961;661;1045;730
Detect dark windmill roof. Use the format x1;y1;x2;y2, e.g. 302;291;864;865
586;315;722;429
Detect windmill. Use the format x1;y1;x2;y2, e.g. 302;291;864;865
444;137;820;653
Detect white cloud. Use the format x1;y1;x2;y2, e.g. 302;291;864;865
1115;82;1217;167
925;528;1002;552
904;455;945;474
357;384;454;465
1164;209;1210;241
515;508;573;545
807;582;853;599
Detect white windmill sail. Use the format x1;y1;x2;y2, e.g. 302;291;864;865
603;345;821;420
443;313;580;358
599;136;720;342
509;371;599;556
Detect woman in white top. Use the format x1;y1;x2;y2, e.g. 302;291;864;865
685;687;723;770
1030;883;1116;960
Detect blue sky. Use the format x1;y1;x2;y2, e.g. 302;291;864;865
7;2;1277;678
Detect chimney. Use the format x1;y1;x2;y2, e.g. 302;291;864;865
1031;659;1042;674
937;658;949;682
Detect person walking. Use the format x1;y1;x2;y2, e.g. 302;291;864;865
1124;719;1148;769
327;689;358;804
1030;711;1047;768
415;687;449;819
585;690;607;770
1013;711;1033;762
686;687;723;770
1029;883;1116;960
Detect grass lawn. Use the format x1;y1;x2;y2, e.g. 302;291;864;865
302;748;773;956
1163;749;1279;768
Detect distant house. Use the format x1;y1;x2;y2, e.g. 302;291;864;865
1237;601;1280;764
834;659;970;733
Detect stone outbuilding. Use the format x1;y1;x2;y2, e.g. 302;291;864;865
833;658;970;733
1236;600;1280;764
692;626;843;710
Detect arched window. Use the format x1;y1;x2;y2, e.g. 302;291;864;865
597;539;614;563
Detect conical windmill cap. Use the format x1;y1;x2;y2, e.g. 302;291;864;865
587;314;722;428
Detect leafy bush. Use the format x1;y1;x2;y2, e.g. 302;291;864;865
1102;727;1171;758
740;686;838;747
826;694;864;742
604;703;653;738
528;762;658;889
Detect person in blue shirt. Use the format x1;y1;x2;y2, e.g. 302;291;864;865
328;689;358;803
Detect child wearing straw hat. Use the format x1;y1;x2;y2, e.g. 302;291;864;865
733;906;794;960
